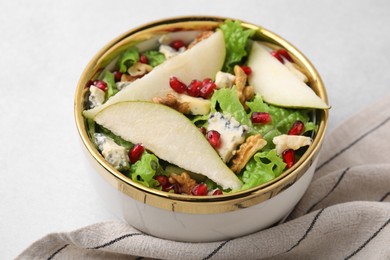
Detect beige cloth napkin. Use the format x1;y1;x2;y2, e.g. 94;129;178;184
18;96;390;260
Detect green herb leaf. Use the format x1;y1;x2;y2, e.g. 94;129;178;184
117;47;139;73
240;149;286;190
144;50;166;67
219;20;255;73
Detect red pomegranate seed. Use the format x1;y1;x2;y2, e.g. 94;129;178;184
288;120;305;135
277;49;293;62
199;127;207;135
139;54;149;64
240;65;252;76
206;130;221;148
187;79;202;97
212;189;223;195
169;76;187;94
199;80;216;99
170;40;185;50
155;175;169;187
282;149;295;169
271;51;284;64
164;183;182;194
129;144;144;163
93;80;107;92
251;112;271;124
191;183;209;196
113;71;122;82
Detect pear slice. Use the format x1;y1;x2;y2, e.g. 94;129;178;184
248;42;329;109
94;101;242;190
84;30;226;119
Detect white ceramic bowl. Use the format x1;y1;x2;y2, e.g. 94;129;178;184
75;16;329;242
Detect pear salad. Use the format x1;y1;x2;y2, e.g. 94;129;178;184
83;20;329;196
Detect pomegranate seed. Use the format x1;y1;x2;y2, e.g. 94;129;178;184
271;51;284;64
169;76;187;94
155;175;169;187
199;127;207;135
191;183;209;196
212;189;223;195
93;80;107;92
129;144;144;163
282;149;295;169
164;183;181;194
113;71;122;82
240;65;252;76
199;80;216;99
85;80;93;88
288;120;305;135
139;54;149;64
170;40;185;50
206;130;221;148
187;79;202;97
277;49;293;62
251;112;271;124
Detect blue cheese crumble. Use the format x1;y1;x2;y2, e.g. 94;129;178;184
94;133;129;170
207;112;248;162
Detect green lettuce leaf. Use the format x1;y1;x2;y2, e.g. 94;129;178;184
247;95;316;149
117;47;139;73
102;71;118;99
219;20;255;73
240;149;286;190
144;50;165;67
130;152;162;188
211;87;252;126
97;125;133;151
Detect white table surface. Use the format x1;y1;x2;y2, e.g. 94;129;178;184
1;0;389;258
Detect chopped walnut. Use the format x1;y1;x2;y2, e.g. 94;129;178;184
152;93;190;114
234;65;247;105
120;73;138;83
243;85;255;101
169;172;197;195
128;62;153;77
230;134;267;173
187;31;213;49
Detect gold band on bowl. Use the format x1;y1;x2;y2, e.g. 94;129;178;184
74;16;328;214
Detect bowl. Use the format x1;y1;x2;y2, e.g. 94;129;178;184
74;16;328;242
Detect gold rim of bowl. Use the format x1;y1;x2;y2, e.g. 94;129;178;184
74;16;329;214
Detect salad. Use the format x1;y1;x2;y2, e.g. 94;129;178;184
83;20;326;196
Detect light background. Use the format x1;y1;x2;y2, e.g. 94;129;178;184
1;0;389;258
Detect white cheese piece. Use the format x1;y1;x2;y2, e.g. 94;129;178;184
272;134;312;155
176;94;211;115
116;82;131;91
94;133;129;170
88;86;105;108
207;112;248;162
215;71;235;89
159;45;179;59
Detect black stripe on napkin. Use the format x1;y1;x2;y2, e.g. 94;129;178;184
285;208;325;253
344;217;390;259
203;239;232;260
88;232;145;249
306;167;350;214
379;191;390;202
47;244;69;260
316;116;390;171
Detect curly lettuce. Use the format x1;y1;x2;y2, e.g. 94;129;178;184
130;152;162;188
240;149;286;190
117;47;139;73
102;71;118;99
143;50;165;67
219;20;255;73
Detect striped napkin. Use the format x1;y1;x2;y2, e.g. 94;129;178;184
18;95;390;260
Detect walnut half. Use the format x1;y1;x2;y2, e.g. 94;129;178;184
230;134;267;173
152;94;190;114
169;172;197;195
